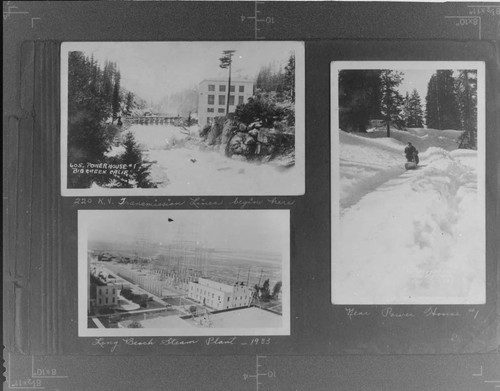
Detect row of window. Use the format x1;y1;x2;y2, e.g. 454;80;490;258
207;95;245;106
97;297;116;305
207;108;225;114
208;84;245;93
97;288;115;296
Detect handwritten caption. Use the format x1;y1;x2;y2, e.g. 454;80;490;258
91;336;272;353
70;162;138;177
72;196;296;208
344;306;481;321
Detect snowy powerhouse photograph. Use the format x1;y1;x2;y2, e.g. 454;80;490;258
61;42;304;196
78;209;290;337
331;61;485;305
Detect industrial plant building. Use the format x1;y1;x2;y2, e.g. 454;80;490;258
188;278;254;310
198;79;254;127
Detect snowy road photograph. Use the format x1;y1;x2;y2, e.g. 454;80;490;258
331;61;485;305
61;41;304;196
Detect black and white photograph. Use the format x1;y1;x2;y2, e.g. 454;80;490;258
331;61;485;305
78;210;290;337
61;41;304;196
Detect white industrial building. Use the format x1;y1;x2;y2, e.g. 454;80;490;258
198;79;254;128
188;277;254;310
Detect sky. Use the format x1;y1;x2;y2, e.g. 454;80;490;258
334;61;481;109
63;41;300;104
82;210;289;254
396;69;435;101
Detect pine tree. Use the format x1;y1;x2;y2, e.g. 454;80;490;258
111;71;121;123
260;279;271;301
67;52;114;187
405;89;424;128
338;70;382;132
456;70;477;149
379;70;404;137
401;92;411;128
114;131;157;188
101;60;114;119
272;281;282;298
284;54;295;103
425;70;461;130
124;91;135;116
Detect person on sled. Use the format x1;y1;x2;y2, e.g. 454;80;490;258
404;142;419;165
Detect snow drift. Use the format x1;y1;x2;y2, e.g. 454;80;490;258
107;124;303;195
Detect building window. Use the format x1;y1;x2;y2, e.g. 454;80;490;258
112;297;115;303
238;96;244;105
105;297;108;304
230;85;235;92
208;84;215;91
227;297;230;302
112;288;115;294
208;95;215;105
219;85;226;92
218;108;225;114
239;85;244;92
207;108;214;113
212;293;214;298
106;288;108;294
229;95;235;106
98;299;101;305
218;95;225;105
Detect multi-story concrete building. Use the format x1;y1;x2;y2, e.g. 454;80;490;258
89;275;119;308
188;277;254;310
198;79;254;128
95;284;118;307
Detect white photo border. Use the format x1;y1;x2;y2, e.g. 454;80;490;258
330;61;486;305
78;209;291;337
61;41;305;196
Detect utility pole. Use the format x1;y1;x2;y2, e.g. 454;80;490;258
219;50;236;116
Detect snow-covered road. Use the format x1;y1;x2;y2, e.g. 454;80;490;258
333;129;485;304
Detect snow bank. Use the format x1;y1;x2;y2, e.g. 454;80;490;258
121;124;302;195
355;127;463;152
333;146;484;304
339;131;406;209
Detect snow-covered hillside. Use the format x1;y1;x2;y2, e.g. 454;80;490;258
333;128;485;304
110;124;302;195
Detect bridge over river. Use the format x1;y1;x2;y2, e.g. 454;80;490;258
124;115;183;126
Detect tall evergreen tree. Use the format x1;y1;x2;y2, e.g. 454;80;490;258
113;131;157;188
101;60;115;118
405;89;424;128
379;70;404;137
338;70;382;132
284;54;295;103
124;91;135;116
111;70;121;123
456;70;478;149
68;52;114;187
425;70;461;130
